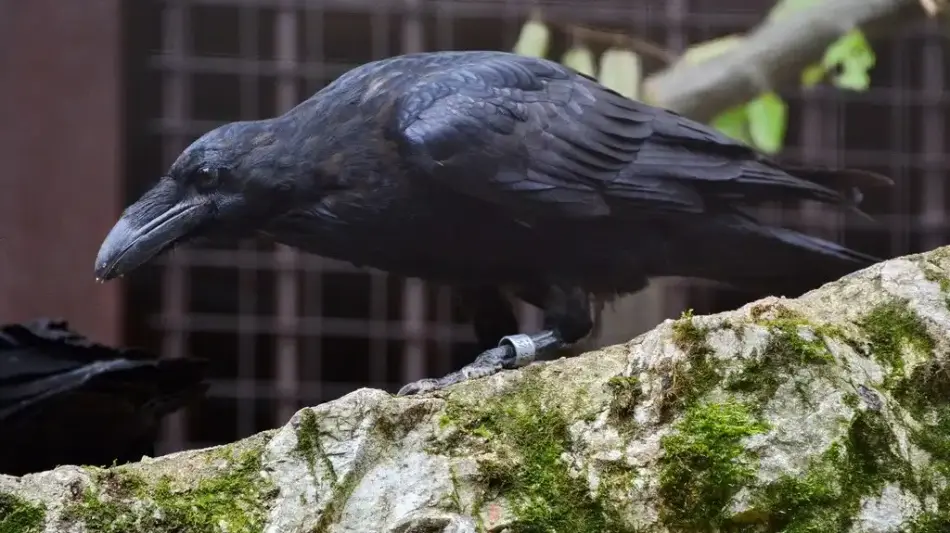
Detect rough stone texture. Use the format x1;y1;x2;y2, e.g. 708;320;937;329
5;246;950;533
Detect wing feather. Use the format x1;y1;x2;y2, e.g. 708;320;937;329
389;52;883;221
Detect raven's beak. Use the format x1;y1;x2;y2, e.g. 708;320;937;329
94;179;212;281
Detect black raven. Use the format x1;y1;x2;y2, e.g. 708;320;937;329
93;51;890;396
0;319;206;476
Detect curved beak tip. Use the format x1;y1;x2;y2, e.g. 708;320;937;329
93;201;206;283
94;218;133;282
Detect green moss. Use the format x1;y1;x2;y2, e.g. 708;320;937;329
921;261;950;311
292;412;359;533
727;312;835;405
375;402;434;443
63;446;275;533
658;400;770;531
889;360;950;530
653;303;940;530
842;392;860;409
605;375;641;429
0;493;45;533
294;408;320;472
892;362;950;416
907;511;950;533
922;267;950;294
846;409;909;483
309;466;364;533
663;310;721;419
447;465;464;513
294;408;336;483
903;419;950;530
857;300;935;385
749;302;800;323
864;297;950;528
671;310;712;359
593;460;638;527
59;468;146;530
374;414;401;442
595;460;636;500
743;456;843;532
737;409;913;532
438;378;634;533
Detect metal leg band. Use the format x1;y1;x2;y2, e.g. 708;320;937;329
498;333;537;363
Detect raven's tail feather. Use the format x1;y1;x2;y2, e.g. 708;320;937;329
786;166;894;190
656;219;883;299
763;224;881;270
724;226;879;297
785;165;893;219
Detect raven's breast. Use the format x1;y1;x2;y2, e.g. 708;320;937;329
261;188;561;283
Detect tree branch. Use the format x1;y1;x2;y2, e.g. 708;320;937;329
562;24;678;64
643;0;932;122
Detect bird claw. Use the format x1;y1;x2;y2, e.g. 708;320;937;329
396;378;443;396
397;345;513;396
396;333;555;396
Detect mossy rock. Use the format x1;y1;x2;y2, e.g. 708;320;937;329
4;247;950;532
0;493;45;533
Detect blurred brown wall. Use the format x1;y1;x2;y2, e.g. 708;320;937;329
0;0;122;344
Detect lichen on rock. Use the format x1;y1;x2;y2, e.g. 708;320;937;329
6;246;950;532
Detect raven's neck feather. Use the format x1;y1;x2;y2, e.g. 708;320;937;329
266;94;404;196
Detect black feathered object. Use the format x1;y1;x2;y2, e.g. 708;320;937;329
0;319;207;476
93;50;891;396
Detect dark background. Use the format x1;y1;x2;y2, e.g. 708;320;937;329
0;0;946;454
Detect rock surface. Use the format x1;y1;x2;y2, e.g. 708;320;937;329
5;246;950;533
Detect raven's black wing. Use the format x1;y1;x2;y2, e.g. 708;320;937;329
390;52;888;221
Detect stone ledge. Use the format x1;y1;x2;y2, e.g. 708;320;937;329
5;246;950;533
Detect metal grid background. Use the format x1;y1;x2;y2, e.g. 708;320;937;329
120;0;949;454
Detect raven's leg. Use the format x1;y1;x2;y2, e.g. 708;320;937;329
397;285;592;396
455;287;520;351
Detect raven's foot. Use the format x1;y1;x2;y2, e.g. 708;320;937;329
397;330;565;396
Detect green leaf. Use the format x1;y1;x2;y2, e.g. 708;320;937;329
800;63;826;87
681;34;743;65
746;92;788;154
711;106;753;147
834;67;871;91
561;45;597;77
822;30;875;91
513;19;550;58
768;1;877;92
598;48;642;100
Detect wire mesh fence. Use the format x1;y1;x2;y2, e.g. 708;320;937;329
120;0;949;453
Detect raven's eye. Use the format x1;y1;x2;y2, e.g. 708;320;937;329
194;166;220;191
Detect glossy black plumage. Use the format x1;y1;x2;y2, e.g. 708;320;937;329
95;50;891;395
0;319;206;475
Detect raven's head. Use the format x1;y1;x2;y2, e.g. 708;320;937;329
95;120;299;281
